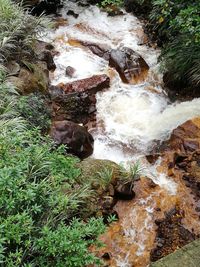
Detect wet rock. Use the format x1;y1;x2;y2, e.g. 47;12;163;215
57;74;110;94
49;75;110;124
168;118;200;153
65;66;76;78
38;50;56;71
50;120;94;159
67;10;79;18
124;0;152;17
115;181;135;200
81;41;110;60
109;47;149;84
150;207;196;262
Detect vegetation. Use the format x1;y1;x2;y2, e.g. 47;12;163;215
0;0;48;63
0;67;106;266
149;0;200;91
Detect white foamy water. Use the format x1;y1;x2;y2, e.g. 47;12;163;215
47;2;200;266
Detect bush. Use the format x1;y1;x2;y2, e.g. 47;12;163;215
0;0;48;63
16;92;52;133
149;0;200;93
0;68;106;266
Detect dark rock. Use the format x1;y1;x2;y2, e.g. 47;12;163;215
67;10;79;18
124;0;152;18
115;182;135;200
65;66;76;78
50;120;94;159
49;75;110;124
109;47;149;84
82;41;110;60
31;0;61;15
38;50;56;71
150;207;196;262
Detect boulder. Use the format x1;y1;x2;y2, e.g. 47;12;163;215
49;74;110;124
77;158;123;216
109;47;149;84
81;41;110;61
115;182;135;200
7;63;49;95
37;50;56;71
57;74;110;94
168;118;200;153
50;120;94;159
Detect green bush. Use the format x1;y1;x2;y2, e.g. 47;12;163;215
149;0;200;92
16;92;51;133
0;68;106;266
0;0;48;63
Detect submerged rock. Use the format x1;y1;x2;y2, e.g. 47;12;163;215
50;120;94;159
109;47;149;84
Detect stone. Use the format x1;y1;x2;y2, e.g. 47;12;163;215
150;238;200;267
67;10;79;18
50;120;94;159
37;50;56;71
65;66;76;77
49;75;110;124
81;41;110;60
7;63;49;95
109;47;149;84
57;74;110;94
115;182;135;200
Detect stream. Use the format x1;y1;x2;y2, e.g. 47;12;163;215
45;2;200;266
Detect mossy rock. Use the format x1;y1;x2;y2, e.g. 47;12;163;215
7;62;49;95
76;158;124;217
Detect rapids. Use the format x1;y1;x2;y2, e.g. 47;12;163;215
45;2;200;266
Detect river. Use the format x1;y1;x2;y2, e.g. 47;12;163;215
45;2;200;266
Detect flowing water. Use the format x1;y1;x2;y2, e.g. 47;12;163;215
46;2;200;266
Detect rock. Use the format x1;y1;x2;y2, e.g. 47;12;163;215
50;120;94;159
49;75;110;124
5;61;20;76
76;158;123;216
109;47;149;84
150;238;200;267
67;10;79;18
37;50;56;71
7;63;49;95
81;41;110;60
124;0;152;17
115;181;135;200
150;207;196;263
168;118;200;153
57;74;110;94
65;66;76;77
31;0;61;15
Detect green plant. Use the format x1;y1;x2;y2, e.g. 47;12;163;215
16;92;51;132
97;167;113;190
0;0;49;63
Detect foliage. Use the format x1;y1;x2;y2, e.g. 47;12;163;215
99;0;123;9
0;68;106;266
0;0;49;63
16;92;51;133
148;0;200;91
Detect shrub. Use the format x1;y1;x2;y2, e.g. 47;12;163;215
16;92;51;133
0;68;106;266
0;0;48;63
